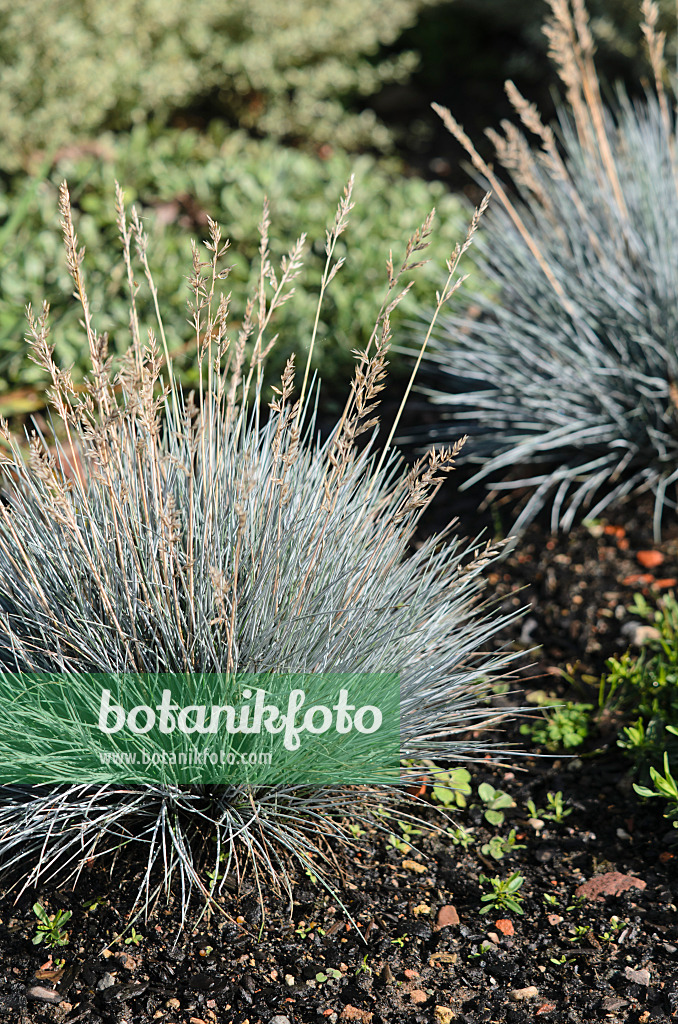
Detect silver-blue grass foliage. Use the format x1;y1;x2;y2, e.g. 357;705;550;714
411;0;678;538
0;178;518;927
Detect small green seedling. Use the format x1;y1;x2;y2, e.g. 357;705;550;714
447;825;476;849
205;847;227;885
355;954;372;976
430;765;473;809
568;924;591;942
295;920;317;938
316;967;342;983
543;892;560;907
600;916;626;943
526;791;572;823
481;828;526;860
388;820;422;853
520;701;593;751
479;872;525;915
469;941;495;959
124;927;144;946
32;904;72;948
82;896;106;912
390;935;408;948
477;783;514;826
634;749;678;825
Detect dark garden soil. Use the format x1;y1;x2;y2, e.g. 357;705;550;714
0;745;675;1024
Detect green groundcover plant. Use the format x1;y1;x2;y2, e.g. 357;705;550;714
0;128;464;410
0;0;439;171
409;0;678;537
0;178;520;926
600;592;678;827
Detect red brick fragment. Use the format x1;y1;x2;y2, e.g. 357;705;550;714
435;905;460;930
495;919;514;936
575;872;646;901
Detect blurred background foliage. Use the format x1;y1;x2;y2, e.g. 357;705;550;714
0;0;675;411
0;128;464;413
0;0;439;170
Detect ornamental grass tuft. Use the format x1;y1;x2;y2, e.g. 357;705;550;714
412;0;678;538
0;177;518;928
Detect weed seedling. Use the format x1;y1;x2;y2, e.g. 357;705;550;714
447;825;476;849
469;941;495;959
481;828;526;860
430;765;473;809
355;955;372;977
479;872;525;915
477;783;514;826
526;791;572;823
634;750;678;826
295;920;318;938
124;927;144;946
600;916;626;943
316;968;342;983
32;904;72;948
520;702;593;751
388;820;422;853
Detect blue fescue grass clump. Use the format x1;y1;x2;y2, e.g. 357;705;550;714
0;177;519;929
410;0;678;538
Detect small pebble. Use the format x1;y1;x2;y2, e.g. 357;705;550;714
621;622;661;646
26;986;61;1004
434;1008;455;1024
284;974;295;988
381;964;394;985
96;972;116;991
509;986;539;1002
625;966;651;986
270;1017;292;1024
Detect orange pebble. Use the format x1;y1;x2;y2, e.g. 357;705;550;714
637;550;665;568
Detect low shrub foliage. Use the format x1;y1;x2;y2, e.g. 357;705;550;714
0;0;442;171
0;128;464;411
0;176;519;926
